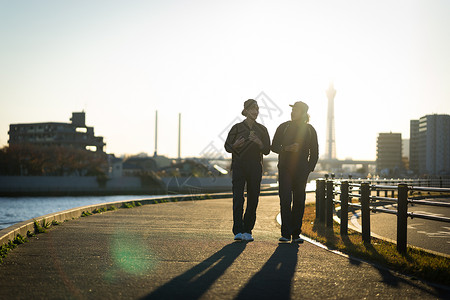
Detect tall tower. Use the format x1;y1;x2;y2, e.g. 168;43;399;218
325;83;337;160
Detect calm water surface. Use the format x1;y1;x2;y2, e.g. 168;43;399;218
0;195;161;230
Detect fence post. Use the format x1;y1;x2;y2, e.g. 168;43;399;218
361;182;371;243
326;180;334;228
316;179;325;221
320;179;326;223
384;180;388;197
392;180;396;197
397;183;408;253
340;181;349;235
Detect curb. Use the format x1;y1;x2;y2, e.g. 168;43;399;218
0;191;279;250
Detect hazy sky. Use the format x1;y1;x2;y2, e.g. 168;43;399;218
1;0;449;160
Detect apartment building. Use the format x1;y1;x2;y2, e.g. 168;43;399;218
8;112;105;152
376;132;403;174
410;114;450;175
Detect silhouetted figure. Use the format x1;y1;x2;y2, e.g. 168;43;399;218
271;101;318;243
225;99;271;241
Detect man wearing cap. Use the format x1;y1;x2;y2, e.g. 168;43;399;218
225;99;271;242
271;101;319;243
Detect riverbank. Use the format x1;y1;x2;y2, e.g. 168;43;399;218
0;195;161;230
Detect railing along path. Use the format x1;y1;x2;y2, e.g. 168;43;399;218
315;177;450;253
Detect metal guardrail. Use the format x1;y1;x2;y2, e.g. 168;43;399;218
326;175;450;188
315;178;450;253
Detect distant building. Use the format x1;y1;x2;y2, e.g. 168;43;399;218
8;112;105;152
158;159;227;178
402;139;410;172
120;154;172;177
376;132;403;175
410;114;450;175
409;119;420;174
108;154;123;178
402;139;409;158
122;156;158;176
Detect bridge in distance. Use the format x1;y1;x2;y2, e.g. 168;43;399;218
201;157;376;170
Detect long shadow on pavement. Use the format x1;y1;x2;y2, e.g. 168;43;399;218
342;232;448;298
235;243;299;300
142;241;247;299
362;242;449;298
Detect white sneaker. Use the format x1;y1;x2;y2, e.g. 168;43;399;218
234;233;243;241
243;233;254;241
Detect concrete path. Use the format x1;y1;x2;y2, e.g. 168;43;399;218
0;195;449;299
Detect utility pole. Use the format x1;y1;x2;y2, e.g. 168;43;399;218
154;110;158;157
178;113;181;160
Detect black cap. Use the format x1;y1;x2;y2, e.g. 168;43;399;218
241;99;258;116
289;101;309;112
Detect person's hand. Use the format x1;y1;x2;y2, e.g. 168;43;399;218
233;136;246;149
284;143;299;152
248;131;263;148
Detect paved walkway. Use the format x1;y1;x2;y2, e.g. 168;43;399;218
0;195;449;299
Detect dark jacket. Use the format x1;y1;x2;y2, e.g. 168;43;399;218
271;121;319;173
224;121;271;166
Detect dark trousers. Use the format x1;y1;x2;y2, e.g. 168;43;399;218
232;162;262;235
278;168;309;239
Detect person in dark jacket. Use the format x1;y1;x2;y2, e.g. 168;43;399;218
271;101;318;243
224;99;271;241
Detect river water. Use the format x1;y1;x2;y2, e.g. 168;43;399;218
0;195;161;230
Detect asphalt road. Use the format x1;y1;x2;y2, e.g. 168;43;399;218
0;195;449;299
350;198;450;256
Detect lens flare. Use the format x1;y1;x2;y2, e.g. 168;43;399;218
106;229;158;280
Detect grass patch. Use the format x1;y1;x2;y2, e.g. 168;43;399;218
13;234;27;245
121;201;142;207
302;204;450;286
92;207;107;214
0;234;28;264
42;218;51;229
121;202;135;208
33;220;46;234
81;211;92;217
